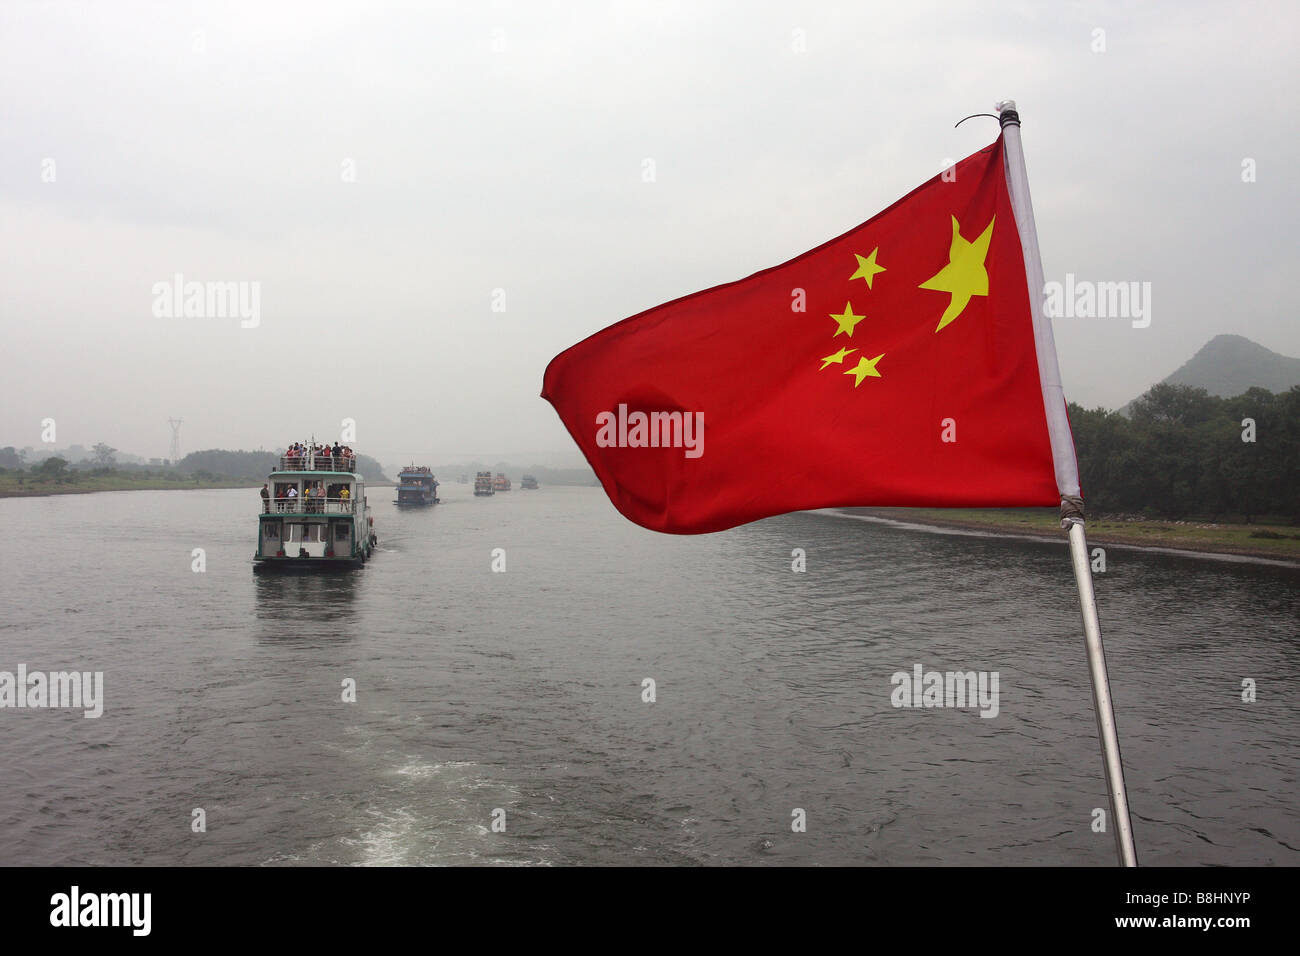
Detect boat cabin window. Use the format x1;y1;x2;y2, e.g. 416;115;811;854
263;522;280;540
286;523;325;542
334;523;350;541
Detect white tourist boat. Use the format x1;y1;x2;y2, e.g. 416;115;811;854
253;445;377;572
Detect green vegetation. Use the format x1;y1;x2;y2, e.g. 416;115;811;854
851;382;1300;560
180;449;388;482
1070;383;1299;523
0;467;253;496
0;444;388;497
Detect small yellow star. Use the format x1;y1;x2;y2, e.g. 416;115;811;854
844;353;884;386
820;347;857;370
830;302;866;337
850;248;886;289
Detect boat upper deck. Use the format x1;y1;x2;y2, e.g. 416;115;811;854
273;454;359;475
264;497;359;515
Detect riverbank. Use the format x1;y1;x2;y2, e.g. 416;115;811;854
840;507;1300;563
0;475;257;497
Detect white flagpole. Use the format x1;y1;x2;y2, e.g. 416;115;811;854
996;100;1139;867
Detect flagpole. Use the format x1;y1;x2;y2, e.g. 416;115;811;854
995;100;1139;867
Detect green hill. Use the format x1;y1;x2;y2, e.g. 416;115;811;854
1123;335;1300;414
180;449;389;482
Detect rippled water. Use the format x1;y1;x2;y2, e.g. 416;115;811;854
0;485;1296;865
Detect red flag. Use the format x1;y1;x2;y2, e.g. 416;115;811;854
542;134;1069;534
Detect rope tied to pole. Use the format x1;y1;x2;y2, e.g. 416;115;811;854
1060;494;1086;529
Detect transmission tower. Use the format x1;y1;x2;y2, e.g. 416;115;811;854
168;418;183;464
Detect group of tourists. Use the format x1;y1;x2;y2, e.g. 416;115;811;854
284;441;356;468
261;481;352;513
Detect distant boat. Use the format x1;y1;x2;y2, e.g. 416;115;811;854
494;473;512;492
521;474;539;489
474;471;495;496
254;444;376;572
394;464;439;506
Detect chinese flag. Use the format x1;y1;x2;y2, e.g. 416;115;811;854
542;135;1066;534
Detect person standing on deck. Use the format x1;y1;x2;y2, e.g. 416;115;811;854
260;484;270;513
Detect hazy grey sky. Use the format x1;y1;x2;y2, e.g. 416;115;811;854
2;1;1295;467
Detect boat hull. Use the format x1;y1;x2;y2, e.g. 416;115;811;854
253;555;365;573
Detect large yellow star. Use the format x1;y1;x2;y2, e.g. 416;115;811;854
844;353;884;386
850;248;886;288
829;302;866;337
819;347;856;370
918;215;995;332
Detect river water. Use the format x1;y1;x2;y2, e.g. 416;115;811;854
0;485;1296;865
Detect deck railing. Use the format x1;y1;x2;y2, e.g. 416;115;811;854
278;454;356;473
267;497;356;514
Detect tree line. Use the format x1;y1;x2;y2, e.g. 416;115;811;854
1069;384;1300;522
175;449;389;482
3;388;1295;520
0;447;389;483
